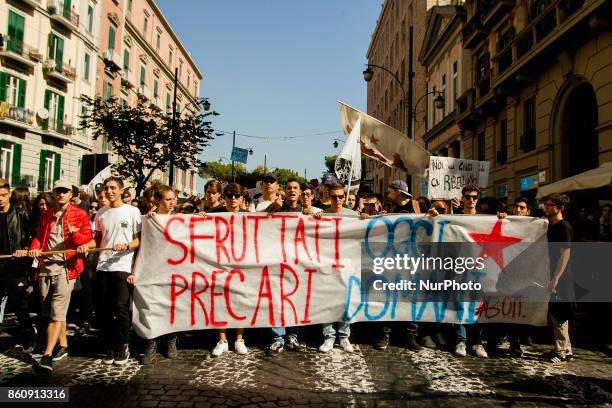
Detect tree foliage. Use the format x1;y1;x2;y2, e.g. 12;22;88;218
324;155;338;173
80;95;217;196
198;163;305;187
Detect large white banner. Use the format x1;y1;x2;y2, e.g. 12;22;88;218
132;214;550;339
427;157;490;200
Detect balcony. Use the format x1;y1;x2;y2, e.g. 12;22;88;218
456;88;483;128
103;49;122;72
493;0;595;87
48;0;79;31
480;0;516;28
151;96;162;110
121;69;137;88
0;102;35;129
42;118;75;141
43;59;75;83
0;38;39;67
462;11;487;49
17;0;41;8
137;84;151;100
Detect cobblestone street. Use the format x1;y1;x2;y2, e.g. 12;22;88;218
1;319;611;407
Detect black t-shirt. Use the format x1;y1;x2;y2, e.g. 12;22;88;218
312;201;331;210
391;201;414;214
280;203;302;213
547;219;575;321
210;207;247;213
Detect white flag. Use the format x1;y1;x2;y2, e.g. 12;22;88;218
339;101;430;176
335;117;361;192
86;165;112;195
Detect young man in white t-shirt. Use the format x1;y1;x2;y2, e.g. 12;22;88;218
92;176;141;366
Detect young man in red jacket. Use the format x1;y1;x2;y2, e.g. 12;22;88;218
17;180;93;371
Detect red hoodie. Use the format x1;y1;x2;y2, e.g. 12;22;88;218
30;204;92;280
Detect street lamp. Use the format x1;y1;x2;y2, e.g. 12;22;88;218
332;138;344;149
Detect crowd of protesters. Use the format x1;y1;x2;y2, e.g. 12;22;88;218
0;171;610;372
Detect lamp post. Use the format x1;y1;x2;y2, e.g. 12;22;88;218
332;138;344;149
229;130;254;182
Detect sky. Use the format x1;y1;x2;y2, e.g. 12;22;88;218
156;0;383;191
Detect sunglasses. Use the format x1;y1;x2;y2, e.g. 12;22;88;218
363;202;377;207
331;194;345;200
225;193;240;199
463;194;478;200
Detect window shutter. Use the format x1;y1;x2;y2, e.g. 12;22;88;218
57;94;64;127
47;33;54;59
17;79;26;108
108;26;116;50
53;153;61;182
123;50;129;70
38;150;47;191
11;143;22;186
0;72;6;102
56;36;64;67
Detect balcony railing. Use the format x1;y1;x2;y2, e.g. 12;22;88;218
103;49;122;71
48;0;79;30
42;118;74;136
121;69;137;88
0;102;35;127
493;0;589;83
137;84;151;100
0;38;39;67
462;11;487;49
480;0;516;27
43;59;76;82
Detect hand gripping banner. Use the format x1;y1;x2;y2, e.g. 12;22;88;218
132;213;551;339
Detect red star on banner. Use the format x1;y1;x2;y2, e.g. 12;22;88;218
468;219;522;269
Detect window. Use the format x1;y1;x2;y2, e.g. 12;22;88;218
499;119;508;163
166;92;171;112
0;73;26;108
108;25;116;50
168;47;173;66
431;86;437;124
37;150;60;191
44;89;65;131
123;49;129;70
524;97;535;131
441;74;446;117
84;53;90;81
179;61;183;79
1;143;13;181
7;10;25;53
153;79;158;99
478;132;486;161
523;97;536;152
143;16;148;36
48;33;64;66
140;66;145;86
187;73;190;88
127;0;132;12
452;61;458;108
87;5;94;33
103;80;113;100
156;31;161;51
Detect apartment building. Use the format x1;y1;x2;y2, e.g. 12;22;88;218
455;0;612;205
419;5;467;160
0;0;100;191
95;0;202;197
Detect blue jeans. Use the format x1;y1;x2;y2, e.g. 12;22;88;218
322;321;350;339
271;326;300;345
454;324;482;345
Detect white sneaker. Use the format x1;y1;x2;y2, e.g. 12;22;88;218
455;342;467;357
211;340;228;357
319;338;335;353
234;339;248;355
339;338;354;353
473;344;489;358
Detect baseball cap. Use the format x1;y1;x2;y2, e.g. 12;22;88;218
389;180;412;197
53;180;72;191
262;173;277;183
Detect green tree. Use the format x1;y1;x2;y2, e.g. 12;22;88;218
80;95;217;196
199;161;246;183
324;155;338;173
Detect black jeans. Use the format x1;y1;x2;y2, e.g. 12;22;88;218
97;271;131;350
381;322;418;338
0;275;33;334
